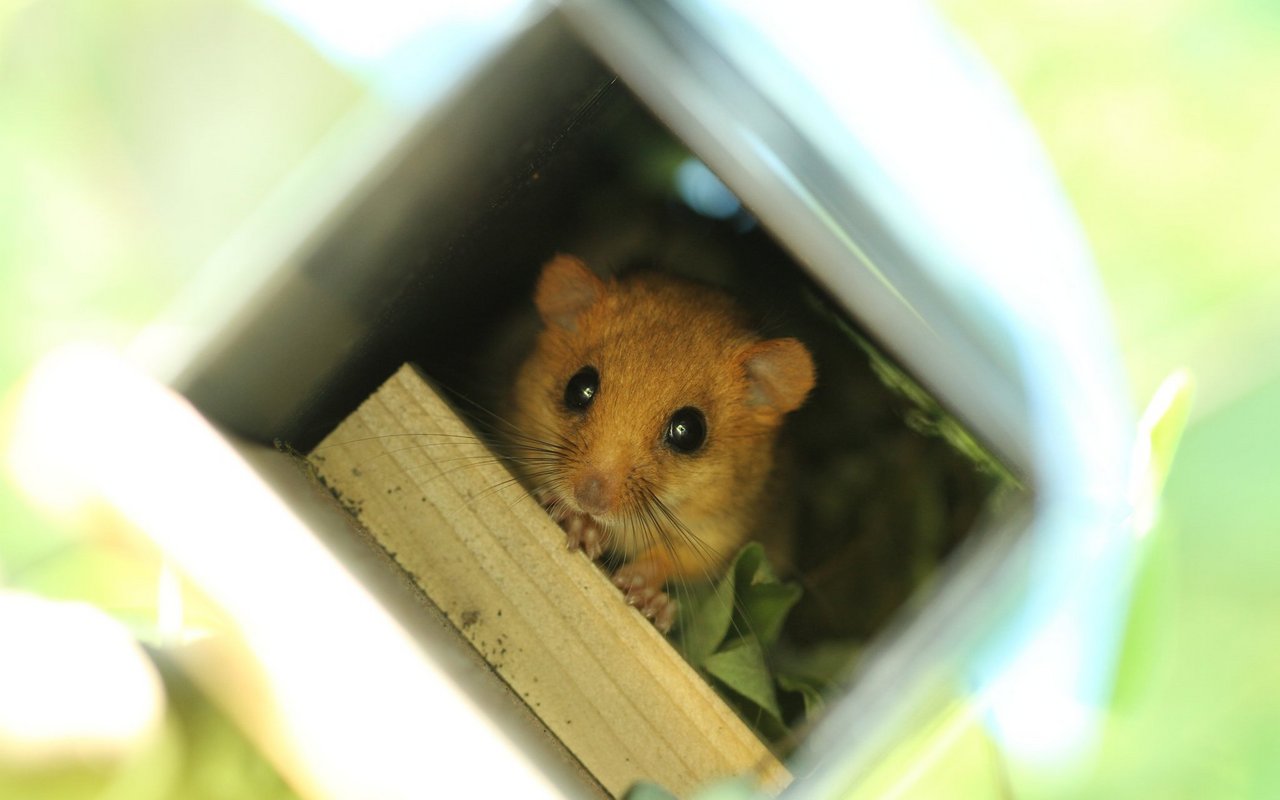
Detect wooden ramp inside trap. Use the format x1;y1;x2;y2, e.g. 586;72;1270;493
308;364;788;798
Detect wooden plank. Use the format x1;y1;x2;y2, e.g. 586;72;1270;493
308;364;789;798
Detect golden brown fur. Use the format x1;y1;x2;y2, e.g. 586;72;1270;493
510;254;814;629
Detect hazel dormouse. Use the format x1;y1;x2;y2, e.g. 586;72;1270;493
509;255;815;632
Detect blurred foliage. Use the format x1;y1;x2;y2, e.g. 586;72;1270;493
938;0;1280;413
0;0;359;574
0;0;359;795
1;647;298;800
932;1;1280;798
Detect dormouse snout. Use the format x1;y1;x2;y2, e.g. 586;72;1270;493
573;468;620;518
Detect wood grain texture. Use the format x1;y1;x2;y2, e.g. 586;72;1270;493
308;364;788;798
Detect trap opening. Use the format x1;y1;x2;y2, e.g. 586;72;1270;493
170;7;1055;798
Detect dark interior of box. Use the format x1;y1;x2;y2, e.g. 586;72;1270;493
184;16;1001;736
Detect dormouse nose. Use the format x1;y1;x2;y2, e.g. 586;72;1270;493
574;469;619;517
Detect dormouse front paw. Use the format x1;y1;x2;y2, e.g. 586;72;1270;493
545;503;606;561
612;564;677;633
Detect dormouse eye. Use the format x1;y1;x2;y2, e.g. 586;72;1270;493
664;406;707;454
563;366;599;411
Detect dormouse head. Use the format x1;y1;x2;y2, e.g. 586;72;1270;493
514;254;815;531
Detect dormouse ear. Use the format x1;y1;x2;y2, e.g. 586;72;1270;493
742;338;815;415
535;254;606;331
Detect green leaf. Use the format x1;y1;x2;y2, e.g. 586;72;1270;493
692;777;767;800
678;543;776;664
730;541;769;585
626;777;766;800
625;782;680;800
677;578;735;666
735;581;802;648
1141;368;1194;496
721;542;801;648
703;637;782;722
1127;368;1194;537
777;672;826;718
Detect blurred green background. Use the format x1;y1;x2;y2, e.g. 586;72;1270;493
937;1;1280;796
1;0;1277;797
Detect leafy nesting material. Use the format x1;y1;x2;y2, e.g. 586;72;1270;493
775;672;826;718
704;638;781;720
803;286;1019;487
674;543;818;742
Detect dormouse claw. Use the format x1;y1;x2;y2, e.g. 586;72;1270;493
550;507;605;561
612;564;677;633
